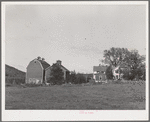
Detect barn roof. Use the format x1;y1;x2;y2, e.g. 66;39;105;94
37;59;50;70
93;65;108;72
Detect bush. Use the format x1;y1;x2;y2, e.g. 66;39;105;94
67;73;87;84
6;77;25;85
76;74;87;84
122;68;145;81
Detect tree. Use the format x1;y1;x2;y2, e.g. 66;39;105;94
50;64;64;85
103;47;130;80
103;48;145;81
105;65;113;80
124;50;145;80
122;69;130;80
67;73;77;84
67;72;87;84
139;62;146;81
103;47;131;66
66;70;77;84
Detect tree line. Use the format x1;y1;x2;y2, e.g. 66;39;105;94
47;47;146;85
103;47;146;81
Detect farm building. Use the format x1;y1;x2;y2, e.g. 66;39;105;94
26;57;50;84
93;65;108;82
26;58;70;84
50;60;70;81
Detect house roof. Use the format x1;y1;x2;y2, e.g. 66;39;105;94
60;65;70;72
51;63;70;72
37;59;50;70
93;65;108;72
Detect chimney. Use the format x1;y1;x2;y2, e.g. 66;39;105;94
42;58;45;61
56;60;62;65
37;56;41;60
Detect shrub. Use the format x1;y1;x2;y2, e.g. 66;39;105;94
67;73;87;84
5;77;25;85
76;74;87;84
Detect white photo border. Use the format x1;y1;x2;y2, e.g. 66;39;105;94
2;1;149;121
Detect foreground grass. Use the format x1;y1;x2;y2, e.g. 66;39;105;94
5;81;145;110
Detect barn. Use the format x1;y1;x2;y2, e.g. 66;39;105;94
26;58;70;84
26;57;50;84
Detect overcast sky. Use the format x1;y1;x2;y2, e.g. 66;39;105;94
5;3;147;73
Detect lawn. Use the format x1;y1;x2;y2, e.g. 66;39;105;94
5;81;145;110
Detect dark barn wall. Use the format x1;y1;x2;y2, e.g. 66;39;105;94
45;67;51;82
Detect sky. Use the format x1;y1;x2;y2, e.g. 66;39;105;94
5;3;147;73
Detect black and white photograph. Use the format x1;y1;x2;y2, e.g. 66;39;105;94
2;1;149;121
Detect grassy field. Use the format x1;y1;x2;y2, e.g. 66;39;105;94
5;81;145;110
